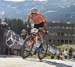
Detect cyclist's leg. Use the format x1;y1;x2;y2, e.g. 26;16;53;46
34;23;45;44
38;31;44;44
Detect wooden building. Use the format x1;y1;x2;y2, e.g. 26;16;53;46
47;22;75;45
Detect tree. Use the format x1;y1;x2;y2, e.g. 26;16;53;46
4;18;24;35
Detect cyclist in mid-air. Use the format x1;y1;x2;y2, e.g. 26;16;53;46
26;7;48;44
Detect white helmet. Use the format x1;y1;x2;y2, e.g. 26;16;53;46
31;7;38;13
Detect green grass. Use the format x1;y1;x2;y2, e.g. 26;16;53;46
57;44;75;51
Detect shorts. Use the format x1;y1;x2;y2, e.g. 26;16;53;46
34;22;44;29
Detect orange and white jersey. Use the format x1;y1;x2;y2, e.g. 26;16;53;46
27;12;45;24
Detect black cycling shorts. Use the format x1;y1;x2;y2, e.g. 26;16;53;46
34;22;44;29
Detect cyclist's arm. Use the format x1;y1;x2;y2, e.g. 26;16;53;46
40;14;48;30
43;17;48;30
44;22;48;30
26;15;31;29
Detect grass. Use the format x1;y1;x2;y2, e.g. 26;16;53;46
57;44;75;51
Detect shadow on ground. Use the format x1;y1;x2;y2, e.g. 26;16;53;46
25;58;72;67
43;60;72;67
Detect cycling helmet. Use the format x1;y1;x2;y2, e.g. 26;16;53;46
31;7;38;13
21;29;27;33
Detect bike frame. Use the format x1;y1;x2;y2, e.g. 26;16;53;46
31;31;41;46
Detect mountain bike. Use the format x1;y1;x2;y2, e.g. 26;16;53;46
20;28;48;60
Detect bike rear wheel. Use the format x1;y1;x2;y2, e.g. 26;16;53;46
20;36;34;59
38;42;48;60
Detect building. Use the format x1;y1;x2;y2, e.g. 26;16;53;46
47;22;75;45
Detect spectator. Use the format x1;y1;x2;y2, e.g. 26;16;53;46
56;54;60;60
60;52;63;60
64;49;68;59
68;47;73;59
20;29;27;40
73;52;75;60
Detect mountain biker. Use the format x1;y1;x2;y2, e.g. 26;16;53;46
26;7;48;44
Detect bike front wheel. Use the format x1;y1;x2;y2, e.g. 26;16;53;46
20;36;34;59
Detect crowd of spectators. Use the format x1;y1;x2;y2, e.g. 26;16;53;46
50;47;75;60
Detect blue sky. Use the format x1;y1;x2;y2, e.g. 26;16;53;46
0;0;75;22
